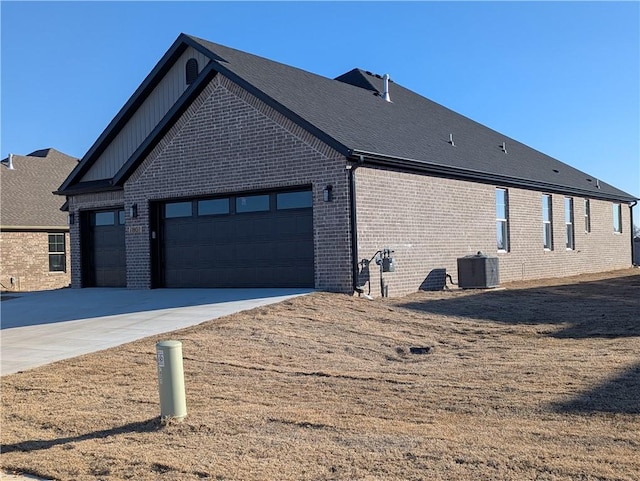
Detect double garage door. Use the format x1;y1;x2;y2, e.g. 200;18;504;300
154;189;314;288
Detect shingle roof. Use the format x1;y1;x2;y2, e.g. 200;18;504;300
59;34;636;202
1;149;79;228
187;35;635;202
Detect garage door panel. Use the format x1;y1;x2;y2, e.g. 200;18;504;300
161;190;313;288
85;209;126;287
165;221;198;245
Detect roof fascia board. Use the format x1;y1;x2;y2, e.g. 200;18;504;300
1;226;69;232
183;37;351;158
55;179;122;196
58;37;190;193
112;64;218;186
350;150;637;203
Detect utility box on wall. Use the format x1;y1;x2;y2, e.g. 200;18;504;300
457;252;499;289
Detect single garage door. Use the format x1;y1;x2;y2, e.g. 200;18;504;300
159;189;314;288
82;209;126;287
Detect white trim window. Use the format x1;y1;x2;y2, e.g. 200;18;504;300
542;194;553;250
48;233;66;272
613;203;622;233
584;199;591;233
496;188;510;252
565;197;574;250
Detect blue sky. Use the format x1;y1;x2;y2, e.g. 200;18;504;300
2;1;639;222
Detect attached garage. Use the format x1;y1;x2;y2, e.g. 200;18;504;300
151;189;314;288
81;209;126;287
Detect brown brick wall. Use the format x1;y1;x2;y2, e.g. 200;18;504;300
0;230;71;291
354;166;632;297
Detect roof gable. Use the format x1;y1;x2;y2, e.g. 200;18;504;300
1;149;78;228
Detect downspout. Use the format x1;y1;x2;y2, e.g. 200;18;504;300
630;200;637;266
349;155;365;293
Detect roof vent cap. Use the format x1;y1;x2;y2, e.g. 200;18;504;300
382;73;391;102
3;153;16;170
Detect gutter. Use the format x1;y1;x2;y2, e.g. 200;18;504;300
1;225;69;232
349;150;637;204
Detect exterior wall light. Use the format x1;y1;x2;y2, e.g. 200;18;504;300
130;203;138;218
67;213;75;225
323;185;333;202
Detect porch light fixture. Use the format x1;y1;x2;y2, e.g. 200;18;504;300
67;213;75;225
130;203;138;218
323;185;333;202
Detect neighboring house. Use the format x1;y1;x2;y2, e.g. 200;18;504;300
56;34;637;296
1;149;78;291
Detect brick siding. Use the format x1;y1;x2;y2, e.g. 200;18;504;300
72;74;354;291
354;166;632;297
0;230;71;291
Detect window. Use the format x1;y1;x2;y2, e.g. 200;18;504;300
495;188;509;252
277;190;312;210
198;198;229;216
584;199;591;233
94;211;115;226
185;58;198;85
165;201;193;218
613;203;622;233
542;194;553;250
236;195;269;213
565;197;574;250
48;233;66;272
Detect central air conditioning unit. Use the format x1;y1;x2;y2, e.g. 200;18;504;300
457;252;499;289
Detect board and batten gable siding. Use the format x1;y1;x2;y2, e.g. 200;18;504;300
122;74;353;291
354;167;632;297
81;47;210;182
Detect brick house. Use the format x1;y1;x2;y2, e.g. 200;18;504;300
1;149;78;291
56;34;637;296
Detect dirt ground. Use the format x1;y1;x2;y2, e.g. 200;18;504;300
2;269;639;480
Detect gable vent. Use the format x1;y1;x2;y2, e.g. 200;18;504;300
185;58;199;85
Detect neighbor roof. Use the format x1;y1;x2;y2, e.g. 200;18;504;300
1;149;79;229
58;33;636;202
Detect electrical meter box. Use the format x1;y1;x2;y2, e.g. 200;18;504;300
382;256;395;272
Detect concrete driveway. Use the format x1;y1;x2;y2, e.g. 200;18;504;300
0;287;311;376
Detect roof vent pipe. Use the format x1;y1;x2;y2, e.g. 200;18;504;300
5;153;15;170
382;73;391;102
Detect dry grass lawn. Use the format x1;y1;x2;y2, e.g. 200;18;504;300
2;269;639;480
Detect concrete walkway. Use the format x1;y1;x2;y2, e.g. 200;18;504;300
0;287;311;376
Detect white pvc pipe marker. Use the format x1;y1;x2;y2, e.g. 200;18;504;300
156;340;187;421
